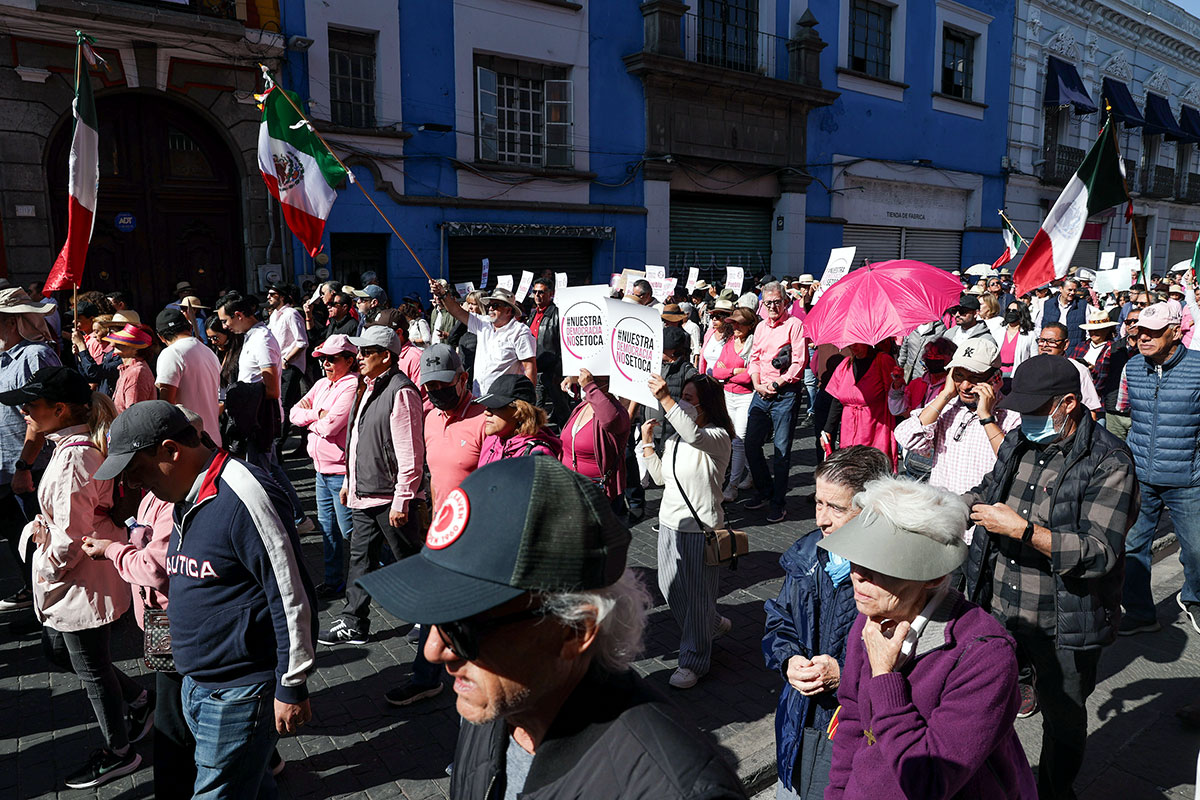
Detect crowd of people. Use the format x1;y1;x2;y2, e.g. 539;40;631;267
0;261;1196;800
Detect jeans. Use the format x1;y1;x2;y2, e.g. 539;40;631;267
279;365;304;442
247;441;305;524
340;501;426;633
1123;482;1200;621
802;366;818;410
1012;632;1101;800
314;472;353;588
155;670;197;799
182;676;278;800
43;623;145;752
745;389;800;512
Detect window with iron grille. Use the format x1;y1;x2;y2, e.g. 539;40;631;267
940;28;974;98
328;28;376;129
476;56;572;168
697;0;758;72
848;0;892;79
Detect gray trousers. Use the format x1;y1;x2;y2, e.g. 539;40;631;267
657;522;720;674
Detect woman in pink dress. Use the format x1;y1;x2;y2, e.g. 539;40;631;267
820;342;899;470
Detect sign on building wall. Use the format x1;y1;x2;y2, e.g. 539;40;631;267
835;177;969;231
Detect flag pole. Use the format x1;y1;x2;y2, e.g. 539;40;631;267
997;209;1027;247
1104;106;1144;264
73;35;82;320
258;66;433;282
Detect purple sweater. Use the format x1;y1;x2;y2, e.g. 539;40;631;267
826;590;1037;800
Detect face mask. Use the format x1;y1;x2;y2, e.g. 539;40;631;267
1021;399;1063;443
1003;309;1021;325
917;322;935;335
824;552;851;586
427;384;462;410
675;399;699;421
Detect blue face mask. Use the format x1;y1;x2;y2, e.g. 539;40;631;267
1021;400;1062;443
824;552;851;586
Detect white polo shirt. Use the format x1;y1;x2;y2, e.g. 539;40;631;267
467;313;535;395
268;305;308;373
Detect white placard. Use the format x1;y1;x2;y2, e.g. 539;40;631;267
685;267;700;291
1117;257;1141;278
481;258;490;288
649;276;676;303
454;281;475;297
1095;267;1132;294
725;266;744;296
606;297;663;407
645;264;666;282
555;272;568;290
497;275;514;291
610;273;621;289
515;270;534;302
1098;252;1115;272
558;285;612;376
822;247;857;287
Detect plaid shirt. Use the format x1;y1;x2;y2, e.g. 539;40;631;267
962;432;1135;634
1069;340;1112;398
894;397;1020;495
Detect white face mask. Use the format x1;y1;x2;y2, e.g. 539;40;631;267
917;322;935;334
675;399;699;422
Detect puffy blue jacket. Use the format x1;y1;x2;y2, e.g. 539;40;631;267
762;530;858;794
1126;344;1200;487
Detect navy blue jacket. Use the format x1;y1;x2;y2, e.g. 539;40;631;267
1040;297;1089;346
762;530;858;793
1126;344;1200;487
167;450;317;703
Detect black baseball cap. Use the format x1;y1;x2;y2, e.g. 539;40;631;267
94;400;194;480
357;456;631;624
952;295;981;313
997;355;1082;414
475;373;535;408
663;326;689;354
0;367;92;407
156;308;191;335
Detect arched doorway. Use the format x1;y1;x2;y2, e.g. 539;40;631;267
47;91;244;312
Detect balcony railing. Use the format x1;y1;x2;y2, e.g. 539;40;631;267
1141;164;1175;198
682;12;788;79
1041;144;1084;186
1180;172;1200;203
123;0;239;21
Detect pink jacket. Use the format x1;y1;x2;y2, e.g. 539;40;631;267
289;373;359;474
103;493;174;630
711;337;754;394
560;381;630;501
478;428;563;467
20;426;129;632
113;359;157;413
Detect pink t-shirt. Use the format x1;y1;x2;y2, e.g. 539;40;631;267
999;328;1020;376
423;395;488;508
562;413;602;481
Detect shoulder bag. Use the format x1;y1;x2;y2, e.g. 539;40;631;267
670;438;749;569
140;586;175;673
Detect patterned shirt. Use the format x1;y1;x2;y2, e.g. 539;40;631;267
961;432;1136;634
0;340;60;486
893;397;1020;495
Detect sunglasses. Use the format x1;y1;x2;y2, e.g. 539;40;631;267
360;346;386;357
435;605;548;661
318;354;348;363
1035;337;1065;346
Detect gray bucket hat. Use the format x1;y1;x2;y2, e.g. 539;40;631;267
816;508;967;581
481;287;521;313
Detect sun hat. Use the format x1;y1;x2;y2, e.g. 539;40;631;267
474;373;536;409
112;310;141;326
660;303;688;323
356;456;631;624
798;274;816;284
0;366;92;408
349;325;402;355
0;288;54;315
997;355;1082;414
93;400;194;481
178;296;208;311
312;333;357;358
945;337;1000;372
709;298;735;316
174;280;193;295
418;344;463;386
1169;284;1186;296
104;324;152;349
1137;302;1182;330
1079;313;1119;331
692;279;710;291
816;503;967;581
480;287;521;313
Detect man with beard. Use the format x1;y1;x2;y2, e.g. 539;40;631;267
428;280;535;396
894;338;1021;496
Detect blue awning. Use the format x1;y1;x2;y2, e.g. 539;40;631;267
1102;78;1146;128
1181;106;1200;143
1044;56;1098;114
1144;93;1189;141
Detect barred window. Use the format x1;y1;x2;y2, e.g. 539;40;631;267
941;28;975;99
329;28;376;128
476;56;572;168
848;0;892;80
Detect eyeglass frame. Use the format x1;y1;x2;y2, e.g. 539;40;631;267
434;605;550;661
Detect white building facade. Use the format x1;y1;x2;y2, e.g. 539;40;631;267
1006;0;1200;274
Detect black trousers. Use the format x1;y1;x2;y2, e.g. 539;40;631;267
0;477;41;592
154;670;197;799
1013;631;1102;800
340;501;425;633
279;364;306;442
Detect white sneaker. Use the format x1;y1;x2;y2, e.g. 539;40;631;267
713;616;732;639
722;485;738;504
669;668;699;689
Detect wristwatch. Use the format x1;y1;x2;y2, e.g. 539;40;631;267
1021;520;1035;544
977;416;996;427
771;381;780;391
14;459;31;472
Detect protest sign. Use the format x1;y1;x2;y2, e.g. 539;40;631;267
725;266;744;296
822;247;857;287
1098;252;1115;272
555;272;568;290
1097;259;1136;294
481;258;490;288
686;267;699;291
606;297;662;407
645;265;666;282
515;270;534;302
497;275;514;291
557;285;612;375
454;281;475;297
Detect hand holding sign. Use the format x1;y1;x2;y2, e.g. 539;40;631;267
605;297;663;407
515;271;534;302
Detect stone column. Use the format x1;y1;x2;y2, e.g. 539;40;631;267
644;161;674;267
771;172;812;276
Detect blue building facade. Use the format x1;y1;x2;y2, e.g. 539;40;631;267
278;0;648;301
803;0;1015;275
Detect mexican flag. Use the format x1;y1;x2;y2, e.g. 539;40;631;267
258;85;347;256
1013;119;1130;296
45;33;100;292
991;215;1025;269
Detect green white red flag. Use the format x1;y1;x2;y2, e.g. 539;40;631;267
257;82;347;256
45;32;99;292
1013;118;1130;296
991;215;1024;269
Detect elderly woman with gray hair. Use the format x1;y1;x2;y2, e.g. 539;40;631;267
821;476;1037;800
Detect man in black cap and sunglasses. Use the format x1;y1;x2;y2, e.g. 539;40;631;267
359;456;746;800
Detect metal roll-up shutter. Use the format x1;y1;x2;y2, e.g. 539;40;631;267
669;197;773;283
841;224;902;266
902;229;963;271
446;237;595;289
1073;239;1101;271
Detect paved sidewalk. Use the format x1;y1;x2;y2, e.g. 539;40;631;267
2;429;1199;798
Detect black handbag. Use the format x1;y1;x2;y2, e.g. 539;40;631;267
771;343;793;372
670;440;749;569
140;587;175;673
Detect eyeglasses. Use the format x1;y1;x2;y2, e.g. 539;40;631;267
360;346;386;357
434;606;548;661
530;289;549;295
1035;337;1065;346
330;301;348;307
762;299;784;307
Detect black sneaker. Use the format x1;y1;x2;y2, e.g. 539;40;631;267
316;583;345;600
64;748;142;789
385;682;444;707
743;497;770;511
127;691;155;744
1118;614;1161;636
1016;683;1039;719
0;587;33;611
1177;592;1200;634
766;507;787;524
318;620;368;646
406;623;422;644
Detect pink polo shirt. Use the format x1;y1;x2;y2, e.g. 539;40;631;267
423;393;488;507
747;310;807;386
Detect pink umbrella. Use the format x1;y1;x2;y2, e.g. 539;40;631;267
802;260;963;348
